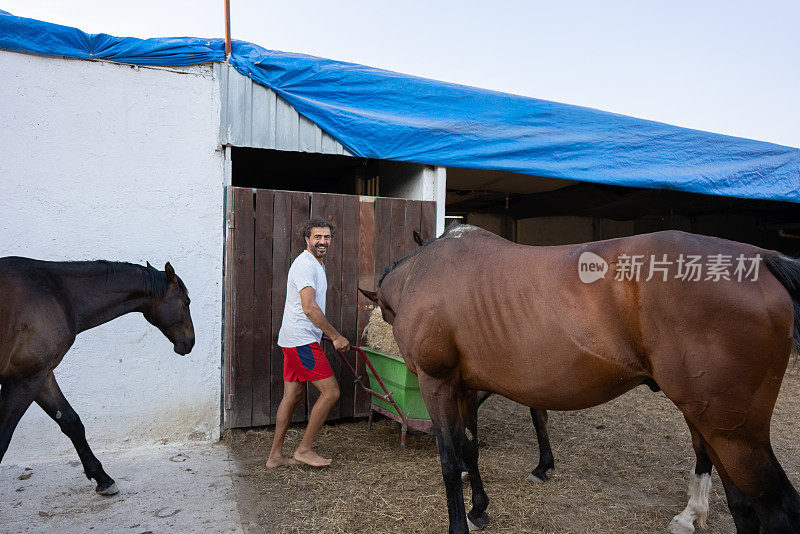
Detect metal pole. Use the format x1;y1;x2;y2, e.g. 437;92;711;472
224;0;231;58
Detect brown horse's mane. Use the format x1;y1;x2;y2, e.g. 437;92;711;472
379;223;478;287
379;248;425;287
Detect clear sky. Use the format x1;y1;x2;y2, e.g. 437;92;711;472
5;1;799;148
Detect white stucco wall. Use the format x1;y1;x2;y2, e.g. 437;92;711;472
0;52;224;462
378;162;447;235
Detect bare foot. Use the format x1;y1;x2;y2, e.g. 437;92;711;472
293;449;332;467
265;454;298;468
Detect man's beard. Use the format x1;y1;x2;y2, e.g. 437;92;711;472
312;245;328;258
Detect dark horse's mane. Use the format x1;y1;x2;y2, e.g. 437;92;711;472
378;222;470;287
51;260;184;298
138;263;187;298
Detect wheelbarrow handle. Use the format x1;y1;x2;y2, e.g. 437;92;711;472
321;336;409;425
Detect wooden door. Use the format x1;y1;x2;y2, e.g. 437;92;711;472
223;187;436;428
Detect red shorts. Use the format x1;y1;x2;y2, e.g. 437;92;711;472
282;342;334;382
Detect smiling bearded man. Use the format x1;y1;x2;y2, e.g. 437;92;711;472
266;217;350;468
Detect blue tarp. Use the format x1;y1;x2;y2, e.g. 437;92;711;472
2;10;799;203
0;11;224;65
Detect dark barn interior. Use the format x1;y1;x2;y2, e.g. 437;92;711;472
231;147;423;198
445;167;800;255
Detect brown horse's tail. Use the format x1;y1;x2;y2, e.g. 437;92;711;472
765;253;800;352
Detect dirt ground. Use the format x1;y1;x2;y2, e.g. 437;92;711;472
227;365;800;534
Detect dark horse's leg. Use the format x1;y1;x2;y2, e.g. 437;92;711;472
419;371;471;534
34;371;118;495
0;372;49;463
471;394;555;483
458;391;490;530
527;408;555;482
460;391;494;481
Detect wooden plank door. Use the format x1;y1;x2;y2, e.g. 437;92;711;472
252;189;273;426
225;187;255;428
223;186;436;428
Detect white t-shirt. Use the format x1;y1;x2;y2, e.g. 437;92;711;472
277;250;328;348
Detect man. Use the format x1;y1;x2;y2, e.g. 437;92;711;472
266;217;350;468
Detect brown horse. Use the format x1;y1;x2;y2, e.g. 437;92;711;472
414;231;707;515
361;224;800;534
0;258;194;495
414;232;558;485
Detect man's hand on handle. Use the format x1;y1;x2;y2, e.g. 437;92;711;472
331;334;350;353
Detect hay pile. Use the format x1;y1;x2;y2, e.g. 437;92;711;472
362;306;401;357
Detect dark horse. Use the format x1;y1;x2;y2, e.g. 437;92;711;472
0;258;194;495
362;224;800;534
474;392;555;483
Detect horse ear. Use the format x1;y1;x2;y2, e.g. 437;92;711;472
413;231;424;247
165;262;177;283
358;287;379;304
146;261;153;269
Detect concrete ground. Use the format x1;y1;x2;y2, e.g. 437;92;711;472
0;442;243;534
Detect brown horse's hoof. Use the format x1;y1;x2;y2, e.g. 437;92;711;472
467;512;490;531
96;481;119;496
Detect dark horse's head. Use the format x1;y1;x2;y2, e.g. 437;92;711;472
142;262;195;355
